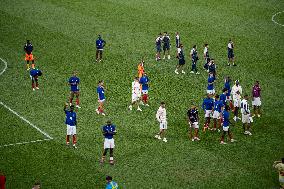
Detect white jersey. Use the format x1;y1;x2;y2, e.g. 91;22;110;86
231;85;242;100
228;42;233;49
156;106;167;123
203;47;208;55
241;99;250;114
132;81;141;95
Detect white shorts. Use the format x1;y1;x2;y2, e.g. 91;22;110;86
142;90;148;94
223;126;229;132
132;93;141;102
213;111;220;119
67;125;76;135
104;138;115;149
252;97;261;106
98;99;105;103
207;89;215;95
190;122;199;129
160;121;167;129
205;110;212;118
233;98;241;107
242;114;250;124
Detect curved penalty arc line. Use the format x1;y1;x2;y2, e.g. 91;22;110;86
272;11;284;27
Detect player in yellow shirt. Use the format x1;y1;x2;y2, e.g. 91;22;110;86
273;158;284;188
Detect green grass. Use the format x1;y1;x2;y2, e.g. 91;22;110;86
0;0;284;188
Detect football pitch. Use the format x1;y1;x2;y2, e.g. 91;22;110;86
0;0;284;188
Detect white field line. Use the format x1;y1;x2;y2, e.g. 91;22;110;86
0;57;53;148
272;11;284;27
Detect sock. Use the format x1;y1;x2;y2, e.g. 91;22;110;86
66;135;70;144
31;63;35;69
76;98;79;106
26;63;30;70
72;135;76;145
145;94;148;103
221;136;224;142
98;106;103;113
36;82;39;88
32;83;35;89
110;157;114;161
213;121;217;129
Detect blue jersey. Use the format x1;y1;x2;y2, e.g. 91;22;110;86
224;81;231;96
214;100;224;112
156;37;162;47
24;43;33;54
222;110;230;127
97;86;105;100
69;76;80;92
162;36;170;47
202;98;214;110
207;76;215;90
96;38;105;49
220;93;227;105
65;110;77;126
103;124;116;139
30;69;41;77
209;63;216;73
140;76;149;91
106;181;118;189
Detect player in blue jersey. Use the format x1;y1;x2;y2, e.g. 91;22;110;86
175;32;180;48
162;32;171;60
175;44;186;74
29;67;42;91
227;39;236;66
190;45;200;74
105;176;118;189
139;72;150;106
68;71;80;108
220;105;236;144
155;33;162;61
24;40;35;70
187;105;200;141
212;94;224;131
96;80;106;116
96;34;106;62
203;43;210;71
64;103;77;148
100;120;116;165
202;94;214;131
224;76;234;110
220;88;228;106
207;72;215;95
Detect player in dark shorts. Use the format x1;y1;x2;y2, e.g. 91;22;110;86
174;44;186;74
96;35;106;62
155;33;162;61
227;39;236;66
24;40;35;70
190;45;200;74
162;32;171;60
187;105;200;141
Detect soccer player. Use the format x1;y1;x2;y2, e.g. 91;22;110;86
31;181;41;189
175;32;180;49
137;58;145;79
155;102;167;142
252;81;261;117
208;59;216;77
96;80;106;116
203;43;210;71
96;34;106;62
220;105;236;144
241;94;253;136
30;67;42;91
227;39;236;66
24;40;35;70
202;94;214;131
207;72;215;95
187;105;200;141
213;94;224;131
224;76;234;110
273;158;284;189
231;80;242;121
162;32;171;60
155;33;162;61
220;88;228;106
105;176;118;189
100;120;116;165
64;103;77;148
190;45;200;74
139;72;150;106
0;171;6;189
129;77;142;111
175;44;186;74
68;71;80;108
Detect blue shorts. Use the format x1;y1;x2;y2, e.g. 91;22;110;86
163;45;170;51
228;51;234;58
156;45;161;52
179;59;185;65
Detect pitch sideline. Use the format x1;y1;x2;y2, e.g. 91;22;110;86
0;57;53;148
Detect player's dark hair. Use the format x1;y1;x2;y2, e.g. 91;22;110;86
98;80;103;84
107;120;112;125
70;105;75;110
34;181;41;186
160;101;165;105
106;175;112;181
225;105;230;111
222;88;228;92
179;43;183;48
215;94;219;99
282;158;284;163
205;43;208;47
159;33;162;35
193;45;196;48
164;31;167;34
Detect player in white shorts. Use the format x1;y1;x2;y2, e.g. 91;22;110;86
128;77;142;111
252;81;262;117
187;105;200;141
241;95;253;136
155;102;168;142
231;80;242;121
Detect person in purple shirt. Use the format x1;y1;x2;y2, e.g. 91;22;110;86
252;81;261;117
220;105;236;144
96;80;106;116
68;71;80;108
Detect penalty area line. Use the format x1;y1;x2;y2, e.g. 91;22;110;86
0;138;52;148
272;11;284;27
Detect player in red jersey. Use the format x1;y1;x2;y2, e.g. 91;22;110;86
0;170;6;189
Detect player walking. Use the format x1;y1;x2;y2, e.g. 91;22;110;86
100;120;116;165
190;45;200;74
128;77;142;111
96;35;106;62
30;68;42;91
203;43;210;71
207;72;215;95
241;95;253;136
231;80;242;121
213;94;224;131
96;80;106;116
175;32;180;49
252;81;261;117
24;40;35;70
175;44;186;74
220;105;236;144
227;39;236;66
162;32;171;60
187;105;200;141
155;102;168;142
64;103;77;148
68;71;80;108
139;72;150;106
155;33;162;61
202;94;214;131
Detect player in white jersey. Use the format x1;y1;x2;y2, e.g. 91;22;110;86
155;102;167;142
128;77;142;111
241;95;253;136
231;80;242;121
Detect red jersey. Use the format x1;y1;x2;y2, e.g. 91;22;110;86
0;175;6;189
